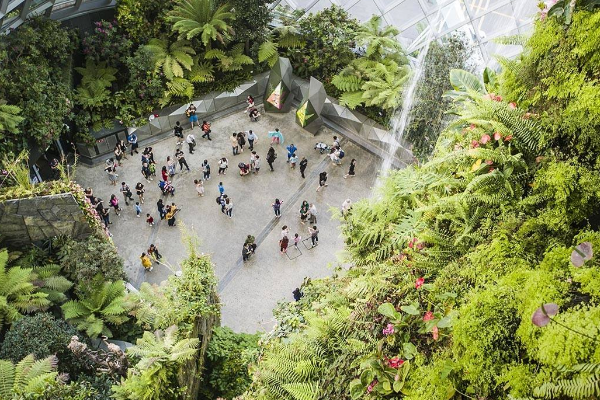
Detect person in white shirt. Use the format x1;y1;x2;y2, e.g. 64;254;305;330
186;133;196;154
341;199;353;217
247;130;258;151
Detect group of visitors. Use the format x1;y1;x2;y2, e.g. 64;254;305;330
94;104;358;274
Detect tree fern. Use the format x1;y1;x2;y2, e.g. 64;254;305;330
145;38;195;81
0;355;57;398
31;264;72;304
0;100;24;135
167;0;235;45
282;382;319;400
534;363;600;399
258;40;279;67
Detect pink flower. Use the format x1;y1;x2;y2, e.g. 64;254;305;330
416;242;424;251
485;160;493;165
367;379;378;393
383;323;395;336
408;237;417;249
432;325;439;340
494;95;503;102
504;135;513;141
415;277;425;289
509;102;517;109
469;123;476;130
423;311;434;321
488;167;495;173
523;112;532;119
387;357;404;368
493;132;502;141
480;134;491;144
471;140;480;149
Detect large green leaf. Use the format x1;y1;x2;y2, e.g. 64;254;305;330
449;69;486;94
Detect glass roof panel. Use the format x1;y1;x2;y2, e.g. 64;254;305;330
384;0;427;30
347;0;384;22
473;3;517;40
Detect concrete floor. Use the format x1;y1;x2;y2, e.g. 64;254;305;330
75;107;381;333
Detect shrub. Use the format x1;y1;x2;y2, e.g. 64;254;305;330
201;327;260;400
56;235;125;294
0;313;90;378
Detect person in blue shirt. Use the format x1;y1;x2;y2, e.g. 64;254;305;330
218;182;225;195
286;143;297;162
127;132;139;156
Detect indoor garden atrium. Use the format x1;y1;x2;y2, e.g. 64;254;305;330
0;0;599;398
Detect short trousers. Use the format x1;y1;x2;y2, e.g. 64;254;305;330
189;115;198;122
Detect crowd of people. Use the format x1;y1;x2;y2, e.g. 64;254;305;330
91;99;356;274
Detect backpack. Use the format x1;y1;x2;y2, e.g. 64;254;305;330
338;149;345;159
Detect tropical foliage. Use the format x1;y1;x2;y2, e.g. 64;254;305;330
0;355;59;398
167;0;235;45
244;6;600;400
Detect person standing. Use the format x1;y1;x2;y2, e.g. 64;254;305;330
135;182;145;204
167;156;176;176
161;166;169;182
266;147;276;172
308;225;319;247
135;202;142;217
329;148;341;166
186;132;196;154
218;182;225;195
114;145;123;166
120;182;134;206
341;198;353;217
202;160;211;180
101;207;111;227
141;253;153;271
218;157;228;175
157;199;166;220
254;155;260;174
308;203;317;224
118;140;129;160
272;198;283;218
316;171;328;192
141;162;152;182
230;133;239;155
173;121;184;145
194;179;205;196
247;130;257;151
289;153;298;169
186;103;198;129
293;233;301;249
146;213;154;226
280;225;290;254
176;149;190;171
237;131;246;153
201;120;212;140
332;135;340;149
299;157;308;179
127;132;139;156
245;95;255;112
166;203;178;226
299;201;309;224
105;164;118;186
109;194;121;216
225;198;233;218
344;159;357;179
286;143;297;162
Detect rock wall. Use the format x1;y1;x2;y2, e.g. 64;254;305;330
0;193;94;247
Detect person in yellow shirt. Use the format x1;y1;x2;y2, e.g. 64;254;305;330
140;253;153;271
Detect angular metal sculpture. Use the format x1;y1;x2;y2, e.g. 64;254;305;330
263;57;294;113
296;77;326;134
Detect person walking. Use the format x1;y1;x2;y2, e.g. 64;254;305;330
266;147;276;172
173;121;184;145
135;202;142;217
286;143;297;162
161;166;169;182
308;203;317;224
237;131;246;153
202;160;211;180
329;148;341;166
167;156;176;176
135;182;145;204
157;199;166;220
186;132;196;154
280;225;290;254
141;253;153;272
272;198;283;218
299;157;308;178
194;179;205;196
247;130;257;151
148;244;162;263
316;171;328;192
269;128;284;145
289;153;298;169
186;103;198;129
141;162;152;182
344;159;357;179
120;182;134;206
127;132;139;156
225;198;233;218
218;157;228;175
300;200;309;224
146;213;154;226
245;95;255;112
218;182;225;195
218;194;228;214
109;194;121;216
308;225;319;247
230;133;239;155
201;120;212;140
293;233;301;249
176;149;190;171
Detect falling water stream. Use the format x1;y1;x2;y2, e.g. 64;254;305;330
379;18;440;177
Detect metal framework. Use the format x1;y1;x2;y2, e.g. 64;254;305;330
271;0;539;62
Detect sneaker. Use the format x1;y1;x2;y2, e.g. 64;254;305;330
137;215;140;218
149;267;153;271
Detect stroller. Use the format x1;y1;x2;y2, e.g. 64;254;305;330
158;180;176;196
238;162;250;176
314;142;331;154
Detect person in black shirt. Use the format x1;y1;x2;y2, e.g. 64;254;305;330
299;157;308;179
173;122;184;145
175;149;190;171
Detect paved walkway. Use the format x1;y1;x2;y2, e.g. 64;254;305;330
75;107;381;333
